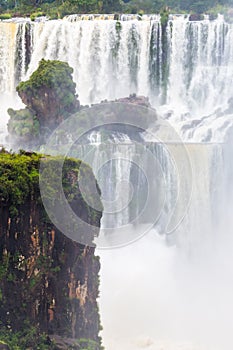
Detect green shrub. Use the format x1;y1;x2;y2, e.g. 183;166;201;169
138;9;144;16
0;13;12;20
7;108;40;138
0;325;56;350
47;11;59;20
30;11;45;21
160;8;169;27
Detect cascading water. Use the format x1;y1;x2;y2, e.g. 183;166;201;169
72;128;228;349
1;15;233;141
1;14;233;349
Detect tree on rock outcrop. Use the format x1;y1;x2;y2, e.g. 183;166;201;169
8;59;80;147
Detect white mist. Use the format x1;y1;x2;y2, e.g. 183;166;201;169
98;220;233;350
97;141;233;350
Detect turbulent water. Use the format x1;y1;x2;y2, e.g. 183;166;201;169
1;14;233;350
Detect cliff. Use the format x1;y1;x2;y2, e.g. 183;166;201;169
0;150;103;350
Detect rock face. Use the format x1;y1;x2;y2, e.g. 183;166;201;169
0;150;102;349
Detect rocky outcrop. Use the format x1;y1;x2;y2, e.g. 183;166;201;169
8;59;80;147
7;58;155;153
8;58;153;150
189;14;204;21
17;59;80;127
111;93;151;108
79;93;155;142
0;150;102;349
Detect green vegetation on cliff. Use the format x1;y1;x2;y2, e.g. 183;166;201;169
0;150;41;216
0;0;232;18
0;149;103;350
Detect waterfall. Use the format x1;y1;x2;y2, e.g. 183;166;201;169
1;14;233;349
97;141;231;350
1;15;233;141
72;139;224;251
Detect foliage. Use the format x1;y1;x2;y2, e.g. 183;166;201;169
122;0;231;14
0;149;103;348
0;0;231;17
0;150;41;216
0;331;102;350
0;13;12;19
7;107;40;138
0;325;56;349
189;0;213;14
0;150;101;218
16;59;75;97
101;0;122;12
30;11;45;20
74;338;101;350
160;6;169;26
